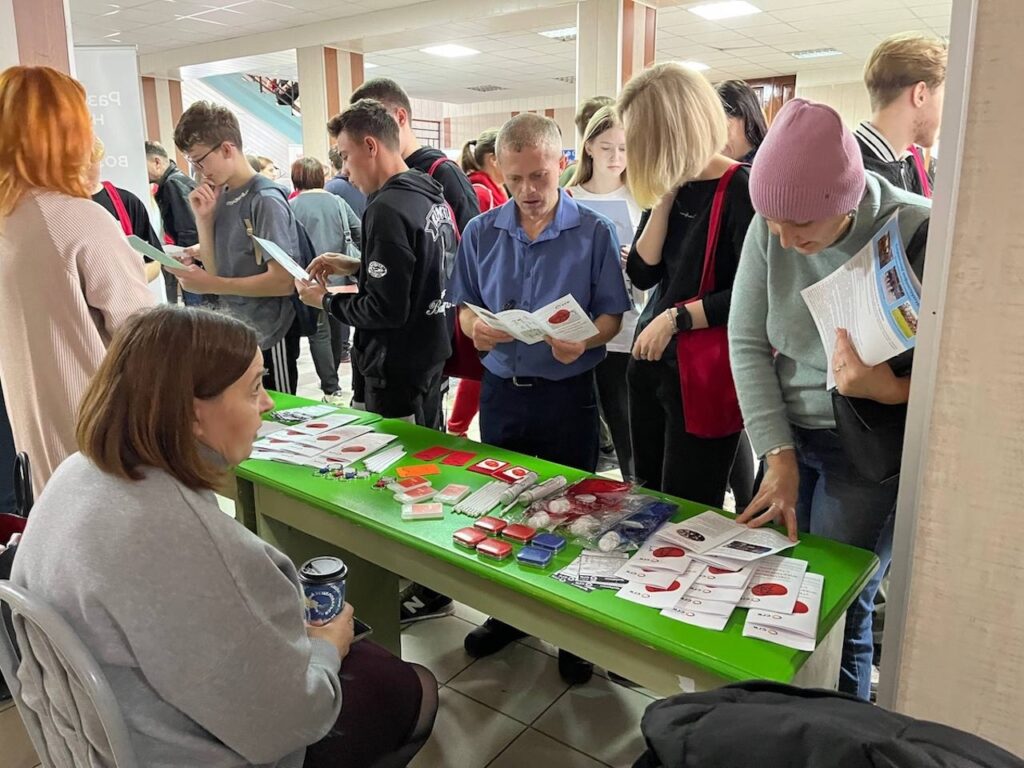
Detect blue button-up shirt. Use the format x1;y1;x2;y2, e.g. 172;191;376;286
449;190;632;381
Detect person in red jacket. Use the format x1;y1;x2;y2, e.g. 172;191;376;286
448;129;510;436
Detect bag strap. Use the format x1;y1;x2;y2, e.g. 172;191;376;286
694;163;743;299
102;181;133;236
427;157;450;178
907;145;933;199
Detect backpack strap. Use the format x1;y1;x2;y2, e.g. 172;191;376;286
427;157;451;178
102;181;133;237
240;177;290;264
907;145;933;199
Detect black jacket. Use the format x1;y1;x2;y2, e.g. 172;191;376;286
325;170;454;383
405;147;480;234
154;163;199;247
857;136;934;198
91;185;163;255
633;682;1022;768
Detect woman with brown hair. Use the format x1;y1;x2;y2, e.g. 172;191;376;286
0;65;154;493
11;305;437;767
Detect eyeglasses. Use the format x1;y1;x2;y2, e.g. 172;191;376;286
187;142;229;173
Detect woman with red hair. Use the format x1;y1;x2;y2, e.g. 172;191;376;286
0;66;154;493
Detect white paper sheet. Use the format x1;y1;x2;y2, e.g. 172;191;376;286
737;556;809;613
319;433;398;465
616;566;702;609
286;413;360;436
465;294;599;345
615;563;681;588
654;511;741;554
800;212;921;390
252;235;312;281
629;536;695;571
742;572;824;651
703;526;799;563
661;603;733;631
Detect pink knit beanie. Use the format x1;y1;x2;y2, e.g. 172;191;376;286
749;98;865;222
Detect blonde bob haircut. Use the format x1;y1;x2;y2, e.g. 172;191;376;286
567;105;626;189
618;62;727;209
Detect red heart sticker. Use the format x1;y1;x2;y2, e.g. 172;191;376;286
652;546;686;558
645;580;681;593
317;435;341;441
708;566;736;575
751;583;788;597
548;309;571;324
307;422;329;428
341;446;364;453
793;601;809;614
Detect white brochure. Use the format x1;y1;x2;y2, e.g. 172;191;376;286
703;526;799;563
286;413;360;436
278;425;374;449
251;436;329;459
666;591;737;617
654;511;740;554
465;294;599;345
127;235;188;270
695;564;754;590
273;405;338;423
737;556;809;613
252;235;312;281
257;421;287;438
800;212;921;390
661;601;733;631
629;536;695;571
616;566;702;609
615;563;680;589
249;446;325;467
742;572;824;651
320;433;398;465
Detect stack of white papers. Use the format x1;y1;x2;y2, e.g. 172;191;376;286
737;556;808;613
652;511;799;570
742;572;824;651
272;404;340;423
249;415;395;468
616;563;703;609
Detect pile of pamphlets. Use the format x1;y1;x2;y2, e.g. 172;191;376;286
251;411;397;468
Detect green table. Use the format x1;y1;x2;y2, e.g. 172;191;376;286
234;395;878;696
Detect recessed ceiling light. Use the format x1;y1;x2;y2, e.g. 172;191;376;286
364;62;378;70
538;27;577;41
102;9;120;15
789;48;843;59
679;60;710;71
104;31;121;37
420;44;479;58
688;1;761;21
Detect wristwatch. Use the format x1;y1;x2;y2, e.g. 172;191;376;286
673;306;693;333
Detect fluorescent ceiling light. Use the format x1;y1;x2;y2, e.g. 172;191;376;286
688;1;761;21
789;48;843;59
420;44;479;58
538;27;577;40
679;60;710;71
364;62;379;69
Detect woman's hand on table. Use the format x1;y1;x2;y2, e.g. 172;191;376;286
736;450;800;541
632;311;674;362
307;602;356;661
832;328;910;404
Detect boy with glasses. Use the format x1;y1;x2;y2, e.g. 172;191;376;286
173;101;302;394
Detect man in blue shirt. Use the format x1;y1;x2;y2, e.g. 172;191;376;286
449;113;631;684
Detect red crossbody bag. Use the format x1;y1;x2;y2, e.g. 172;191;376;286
674;164;744;438
102;181;134;236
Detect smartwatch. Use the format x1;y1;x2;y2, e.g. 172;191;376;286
674;306;693;333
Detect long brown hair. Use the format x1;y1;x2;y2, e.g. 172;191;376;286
77;306;258;489
567;106;625;189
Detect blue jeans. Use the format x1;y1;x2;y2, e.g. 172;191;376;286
793;426;896;700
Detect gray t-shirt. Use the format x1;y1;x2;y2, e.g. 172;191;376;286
214;175;298;349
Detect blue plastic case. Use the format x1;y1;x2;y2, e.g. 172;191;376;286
532;533;566;553
516;546;554;568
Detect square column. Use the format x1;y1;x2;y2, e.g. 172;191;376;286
297;46;365;161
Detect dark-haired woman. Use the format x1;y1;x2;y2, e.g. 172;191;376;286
717;79;768;165
11;305;436;767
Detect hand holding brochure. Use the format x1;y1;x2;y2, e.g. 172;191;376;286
466;294;599;345
127;235;187;271
800;212;921;390
252;235;311;282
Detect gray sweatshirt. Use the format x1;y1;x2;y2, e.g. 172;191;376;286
11;452;342;767
728;173;931;457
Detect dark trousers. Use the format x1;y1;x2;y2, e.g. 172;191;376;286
627;357;739;507
0;381;15;514
729;430;756;511
480;369;599;472
794;426;896;700
365;365;445;430
594;351;633;480
303;641;437;768
262;318;302;395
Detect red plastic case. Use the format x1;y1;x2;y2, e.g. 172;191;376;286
474;516;507;534
501;524;537;543
453;527;488;549
476;538;513;561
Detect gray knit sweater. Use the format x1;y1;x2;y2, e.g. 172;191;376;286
11;452;342;767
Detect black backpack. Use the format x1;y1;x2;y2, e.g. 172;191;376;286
239;177;319;337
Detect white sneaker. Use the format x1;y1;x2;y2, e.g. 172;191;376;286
322;391;347;406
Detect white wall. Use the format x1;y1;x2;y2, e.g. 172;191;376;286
180;77;293;181
0;0;19;71
796;80;873;130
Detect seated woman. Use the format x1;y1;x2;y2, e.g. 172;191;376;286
11;305;436;767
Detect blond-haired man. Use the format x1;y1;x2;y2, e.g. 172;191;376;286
856;33;947;197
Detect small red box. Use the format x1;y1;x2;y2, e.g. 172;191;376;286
501;524;536;543
477;538;513;561
453;527;488;549
474;516;507;534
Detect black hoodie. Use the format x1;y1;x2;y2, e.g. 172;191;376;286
405;147;480;233
324;169;454;383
